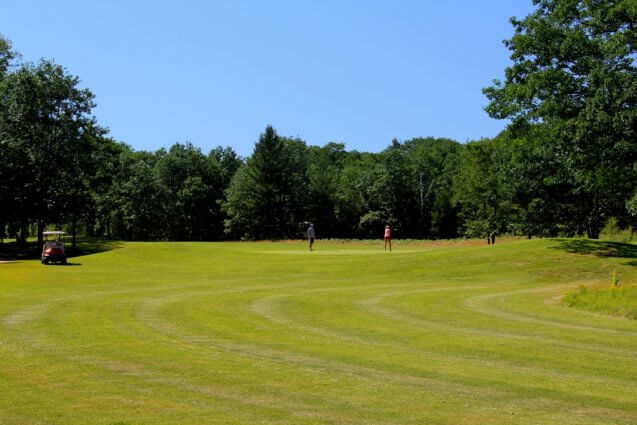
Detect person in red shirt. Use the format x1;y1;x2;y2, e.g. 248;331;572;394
384;225;392;251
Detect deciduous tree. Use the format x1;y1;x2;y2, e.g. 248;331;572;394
0;59;97;246
484;0;637;238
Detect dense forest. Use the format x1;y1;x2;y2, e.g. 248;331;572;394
1;0;635;246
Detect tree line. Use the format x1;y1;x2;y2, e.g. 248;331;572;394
1;0;635;245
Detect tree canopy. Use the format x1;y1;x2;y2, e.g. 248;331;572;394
1;3;635;247
483;0;636;238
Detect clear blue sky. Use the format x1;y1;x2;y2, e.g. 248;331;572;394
1;1;534;157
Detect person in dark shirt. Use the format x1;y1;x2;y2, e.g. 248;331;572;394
308;223;315;251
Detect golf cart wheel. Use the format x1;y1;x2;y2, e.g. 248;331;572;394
42;258;49;265
61;258;67;265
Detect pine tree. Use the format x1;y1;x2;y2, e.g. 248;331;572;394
224;125;306;239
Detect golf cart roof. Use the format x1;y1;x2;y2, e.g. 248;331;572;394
43;231;66;235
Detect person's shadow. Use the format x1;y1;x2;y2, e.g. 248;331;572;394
551;238;637;266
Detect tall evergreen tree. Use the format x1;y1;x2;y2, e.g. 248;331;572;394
223;126;307;239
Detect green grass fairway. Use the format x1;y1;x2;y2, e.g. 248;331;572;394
1;239;636;424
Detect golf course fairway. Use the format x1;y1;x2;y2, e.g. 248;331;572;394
0;239;635;424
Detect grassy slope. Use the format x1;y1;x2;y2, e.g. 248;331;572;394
0;239;635;425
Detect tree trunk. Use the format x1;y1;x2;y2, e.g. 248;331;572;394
72;217;77;251
18;221;28;245
37;221;45;249
87;221;94;238
587;227;600;239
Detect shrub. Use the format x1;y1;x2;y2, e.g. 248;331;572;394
600;218;634;242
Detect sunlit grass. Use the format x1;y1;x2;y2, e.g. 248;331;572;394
0;238;635;424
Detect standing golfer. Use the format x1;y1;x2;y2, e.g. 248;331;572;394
308;223;315;251
384;224;392;251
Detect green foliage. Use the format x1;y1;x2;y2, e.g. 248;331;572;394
0;58;99;246
600;217;634;242
112;150;165;240
89;142;240;241
627;191;637;217
336;153;392;238
223;126;309;239
404;138;461;239
154;142;229;240
501;125;571;237
453;138;516;243
306;142;345;236
0;33;18;77
330;137;461;240
208;145;242;189
602;217;621;237
2;22;635;244
221;164;255;240
484;0;637;239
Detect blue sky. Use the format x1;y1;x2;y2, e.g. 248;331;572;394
2;1;535;157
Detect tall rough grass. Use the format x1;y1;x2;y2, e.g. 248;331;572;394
600;217;634;242
565;283;637;320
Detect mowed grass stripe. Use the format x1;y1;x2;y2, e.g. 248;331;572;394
0;239;636;424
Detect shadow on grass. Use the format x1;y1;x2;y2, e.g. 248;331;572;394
0;238;122;261
551;238;637;266
72;239;123;258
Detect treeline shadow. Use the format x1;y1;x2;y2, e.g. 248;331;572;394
551;238;637;266
0;238;123;261
71;239;123;258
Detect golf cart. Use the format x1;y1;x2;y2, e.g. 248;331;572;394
41;231;67;265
